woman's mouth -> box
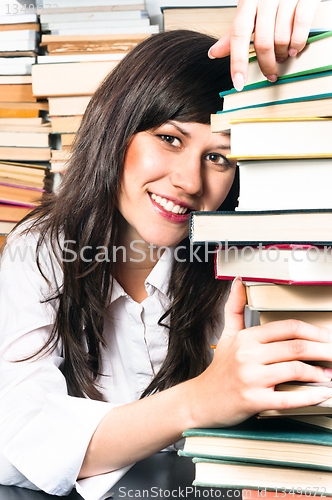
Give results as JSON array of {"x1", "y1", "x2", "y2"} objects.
[{"x1": 150, "y1": 193, "x2": 190, "y2": 215}]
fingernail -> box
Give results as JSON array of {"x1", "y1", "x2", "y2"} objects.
[
  {"x1": 208, "y1": 47, "x2": 216, "y2": 59},
  {"x1": 266, "y1": 74, "x2": 278, "y2": 83},
  {"x1": 323, "y1": 368, "x2": 332, "y2": 379},
  {"x1": 231, "y1": 276, "x2": 242, "y2": 290},
  {"x1": 276, "y1": 57, "x2": 285, "y2": 63},
  {"x1": 289, "y1": 48, "x2": 298, "y2": 57},
  {"x1": 233, "y1": 72, "x2": 245, "y2": 92}
]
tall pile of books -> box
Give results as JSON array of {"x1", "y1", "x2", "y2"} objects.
[
  {"x1": 0, "y1": 9, "x2": 52, "y2": 245},
  {"x1": 32, "y1": 0, "x2": 159, "y2": 182},
  {"x1": 183, "y1": 25, "x2": 332, "y2": 494}
]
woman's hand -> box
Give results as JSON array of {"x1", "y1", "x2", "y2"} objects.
[
  {"x1": 188, "y1": 277, "x2": 332, "y2": 428},
  {"x1": 208, "y1": 0, "x2": 322, "y2": 91}
]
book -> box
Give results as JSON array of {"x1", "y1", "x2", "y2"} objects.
[
  {"x1": 162, "y1": 6, "x2": 236, "y2": 38},
  {"x1": 246, "y1": 284, "x2": 332, "y2": 311},
  {"x1": 0, "y1": 220, "x2": 16, "y2": 234},
  {"x1": 50, "y1": 115, "x2": 83, "y2": 134},
  {"x1": 0, "y1": 117, "x2": 45, "y2": 125},
  {"x1": 0, "y1": 56, "x2": 36, "y2": 76},
  {"x1": 214, "y1": 245, "x2": 332, "y2": 284},
  {"x1": 0, "y1": 108, "x2": 43, "y2": 118},
  {"x1": 180, "y1": 417, "x2": 332, "y2": 470},
  {"x1": 0, "y1": 181, "x2": 43, "y2": 207},
  {"x1": 0, "y1": 161, "x2": 46, "y2": 185},
  {"x1": 37, "y1": 53, "x2": 125, "y2": 64},
  {"x1": 220, "y1": 70, "x2": 332, "y2": 112},
  {"x1": 0, "y1": 101, "x2": 48, "y2": 111},
  {"x1": 260, "y1": 310, "x2": 332, "y2": 330},
  {"x1": 287, "y1": 415, "x2": 332, "y2": 432},
  {"x1": 0, "y1": 30, "x2": 38, "y2": 41},
  {"x1": 236, "y1": 157, "x2": 332, "y2": 211},
  {"x1": 37, "y1": 4, "x2": 145, "y2": 15},
  {"x1": 0, "y1": 203, "x2": 32, "y2": 222},
  {"x1": 40, "y1": 9, "x2": 148, "y2": 25},
  {"x1": 40, "y1": 33, "x2": 146, "y2": 55},
  {"x1": 0, "y1": 83, "x2": 37, "y2": 103},
  {"x1": 47, "y1": 0, "x2": 147, "y2": 6},
  {"x1": 48, "y1": 96, "x2": 91, "y2": 116},
  {"x1": 0, "y1": 75, "x2": 32, "y2": 84},
  {"x1": 31, "y1": 60, "x2": 119, "y2": 96},
  {"x1": 0, "y1": 123, "x2": 51, "y2": 133},
  {"x1": 0, "y1": 130, "x2": 50, "y2": 148},
  {"x1": 228, "y1": 118, "x2": 332, "y2": 159},
  {"x1": 0, "y1": 23, "x2": 39, "y2": 32},
  {"x1": 192, "y1": 458, "x2": 332, "y2": 494},
  {"x1": 0, "y1": 14, "x2": 38, "y2": 25},
  {"x1": 190, "y1": 210, "x2": 332, "y2": 246},
  {"x1": 47, "y1": 24, "x2": 159, "y2": 37},
  {"x1": 0, "y1": 146, "x2": 51, "y2": 162},
  {"x1": 245, "y1": 31, "x2": 332, "y2": 86},
  {"x1": 0, "y1": 40, "x2": 37, "y2": 53},
  {"x1": 211, "y1": 94, "x2": 332, "y2": 132},
  {"x1": 60, "y1": 133, "x2": 75, "y2": 147}
]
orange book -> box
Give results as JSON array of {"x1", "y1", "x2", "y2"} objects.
[{"x1": 0, "y1": 83, "x2": 37, "y2": 103}]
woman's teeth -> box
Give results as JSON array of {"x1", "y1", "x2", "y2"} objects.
[{"x1": 150, "y1": 193, "x2": 188, "y2": 214}]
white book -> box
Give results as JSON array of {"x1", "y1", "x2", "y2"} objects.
[
  {"x1": 49, "y1": 25, "x2": 159, "y2": 36},
  {"x1": 0, "y1": 57, "x2": 36, "y2": 65},
  {"x1": 43, "y1": 18, "x2": 150, "y2": 30},
  {"x1": 0, "y1": 13, "x2": 38, "y2": 24},
  {"x1": 0, "y1": 30, "x2": 38, "y2": 41},
  {"x1": 0, "y1": 40, "x2": 37, "y2": 52},
  {"x1": 41, "y1": 0, "x2": 145, "y2": 6},
  {"x1": 48, "y1": 96, "x2": 91, "y2": 116},
  {"x1": 0, "y1": 56, "x2": 35, "y2": 76},
  {"x1": 0, "y1": 75, "x2": 32, "y2": 84},
  {"x1": 40, "y1": 9, "x2": 148, "y2": 23},
  {"x1": 38, "y1": 53, "x2": 125, "y2": 64}
]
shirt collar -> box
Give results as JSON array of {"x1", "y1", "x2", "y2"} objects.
[{"x1": 110, "y1": 247, "x2": 175, "y2": 303}]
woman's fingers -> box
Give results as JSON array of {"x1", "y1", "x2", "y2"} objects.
[
  {"x1": 287, "y1": 0, "x2": 323, "y2": 54},
  {"x1": 251, "y1": 318, "x2": 332, "y2": 345},
  {"x1": 208, "y1": 0, "x2": 322, "y2": 90},
  {"x1": 221, "y1": 277, "x2": 246, "y2": 338}
]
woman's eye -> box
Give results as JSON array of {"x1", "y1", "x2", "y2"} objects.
[
  {"x1": 159, "y1": 135, "x2": 181, "y2": 147},
  {"x1": 206, "y1": 153, "x2": 229, "y2": 167}
]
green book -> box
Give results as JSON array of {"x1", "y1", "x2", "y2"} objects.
[
  {"x1": 218, "y1": 70, "x2": 332, "y2": 113},
  {"x1": 179, "y1": 417, "x2": 332, "y2": 471},
  {"x1": 245, "y1": 31, "x2": 332, "y2": 86},
  {"x1": 192, "y1": 457, "x2": 332, "y2": 495}
]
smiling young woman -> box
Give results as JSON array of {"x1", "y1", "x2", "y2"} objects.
[{"x1": 1, "y1": 25, "x2": 331, "y2": 499}]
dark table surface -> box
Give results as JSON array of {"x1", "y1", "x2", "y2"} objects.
[{"x1": 0, "y1": 453, "x2": 242, "y2": 500}]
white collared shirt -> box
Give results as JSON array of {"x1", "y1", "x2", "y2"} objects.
[{"x1": 0, "y1": 230, "x2": 178, "y2": 498}]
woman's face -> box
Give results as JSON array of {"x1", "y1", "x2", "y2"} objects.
[{"x1": 118, "y1": 120, "x2": 236, "y2": 249}]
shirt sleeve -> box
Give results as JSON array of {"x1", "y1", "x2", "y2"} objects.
[{"x1": 0, "y1": 231, "x2": 119, "y2": 496}]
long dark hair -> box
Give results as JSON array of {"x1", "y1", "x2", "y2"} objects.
[{"x1": 15, "y1": 30, "x2": 237, "y2": 400}]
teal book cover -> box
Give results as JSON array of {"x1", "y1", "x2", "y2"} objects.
[
  {"x1": 191, "y1": 457, "x2": 332, "y2": 494},
  {"x1": 179, "y1": 417, "x2": 332, "y2": 471}
]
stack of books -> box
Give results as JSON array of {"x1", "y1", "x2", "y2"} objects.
[
  {"x1": 0, "y1": 11, "x2": 51, "y2": 162},
  {"x1": 32, "y1": 0, "x2": 158, "y2": 179},
  {"x1": 184, "y1": 21, "x2": 332, "y2": 495},
  {"x1": 162, "y1": 5, "x2": 237, "y2": 38},
  {"x1": 0, "y1": 9, "x2": 54, "y2": 244},
  {"x1": 179, "y1": 417, "x2": 332, "y2": 494}
]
